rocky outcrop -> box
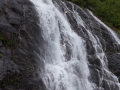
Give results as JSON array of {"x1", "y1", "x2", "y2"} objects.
[
  {"x1": 106, "y1": 53, "x2": 120, "y2": 81},
  {"x1": 0, "y1": 0, "x2": 46, "y2": 90}
]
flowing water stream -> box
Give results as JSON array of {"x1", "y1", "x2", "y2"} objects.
[{"x1": 29, "y1": 0, "x2": 120, "y2": 90}]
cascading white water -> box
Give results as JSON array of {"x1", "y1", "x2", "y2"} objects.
[
  {"x1": 30, "y1": 0, "x2": 120, "y2": 90},
  {"x1": 88, "y1": 10, "x2": 120, "y2": 45},
  {"x1": 30, "y1": 0, "x2": 93, "y2": 90},
  {"x1": 87, "y1": 9, "x2": 120, "y2": 89},
  {"x1": 66, "y1": 3, "x2": 120, "y2": 89}
]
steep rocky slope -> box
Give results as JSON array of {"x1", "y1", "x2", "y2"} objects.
[
  {"x1": 0, "y1": 0, "x2": 45, "y2": 90},
  {"x1": 0, "y1": 0, "x2": 120, "y2": 90}
]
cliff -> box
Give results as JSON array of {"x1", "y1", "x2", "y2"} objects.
[
  {"x1": 0, "y1": 0, "x2": 120, "y2": 90},
  {"x1": 0, "y1": 0, "x2": 45, "y2": 90}
]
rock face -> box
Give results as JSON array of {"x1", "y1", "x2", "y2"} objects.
[
  {"x1": 0, "y1": 0, "x2": 46, "y2": 90},
  {"x1": 0, "y1": 0, "x2": 120, "y2": 90}
]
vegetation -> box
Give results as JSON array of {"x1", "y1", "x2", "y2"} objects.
[
  {"x1": 1, "y1": 76, "x2": 20, "y2": 87},
  {"x1": 0, "y1": 34, "x2": 17, "y2": 47},
  {"x1": 0, "y1": 53, "x2": 2, "y2": 58},
  {"x1": 68, "y1": 0, "x2": 120, "y2": 32}
]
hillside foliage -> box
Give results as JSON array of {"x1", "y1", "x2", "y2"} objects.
[{"x1": 68, "y1": 0, "x2": 120, "y2": 31}]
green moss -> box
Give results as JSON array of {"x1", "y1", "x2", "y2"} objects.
[
  {"x1": 0, "y1": 53, "x2": 2, "y2": 58},
  {"x1": 0, "y1": 35, "x2": 6, "y2": 41},
  {"x1": 0, "y1": 34, "x2": 17, "y2": 48},
  {"x1": 1, "y1": 76, "x2": 20, "y2": 87}
]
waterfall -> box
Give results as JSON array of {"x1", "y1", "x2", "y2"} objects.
[
  {"x1": 29, "y1": 0, "x2": 120, "y2": 90},
  {"x1": 88, "y1": 10, "x2": 120, "y2": 45}
]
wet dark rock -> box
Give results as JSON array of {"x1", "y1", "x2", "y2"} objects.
[
  {"x1": 7, "y1": 9, "x2": 22, "y2": 26},
  {"x1": 106, "y1": 53, "x2": 120, "y2": 81},
  {"x1": 0, "y1": 47, "x2": 6, "y2": 54},
  {"x1": 0, "y1": 0, "x2": 46, "y2": 90},
  {"x1": 88, "y1": 55, "x2": 102, "y2": 67},
  {"x1": 103, "y1": 79, "x2": 120, "y2": 90},
  {"x1": 0, "y1": 41, "x2": 2, "y2": 47},
  {"x1": 89, "y1": 65, "x2": 101, "y2": 87},
  {"x1": 0, "y1": 15, "x2": 17, "y2": 34}
]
